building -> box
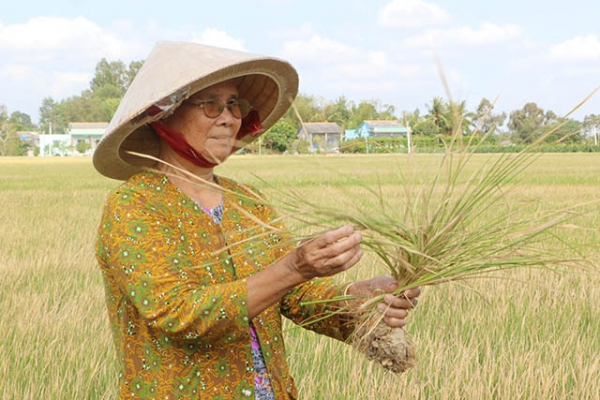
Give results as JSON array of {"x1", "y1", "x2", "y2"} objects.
[
  {"x1": 39, "y1": 122, "x2": 108, "y2": 157},
  {"x1": 297, "y1": 122, "x2": 343, "y2": 152},
  {"x1": 345, "y1": 120, "x2": 410, "y2": 139}
]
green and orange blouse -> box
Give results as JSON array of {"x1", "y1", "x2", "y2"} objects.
[{"x1": 96, "y1": 171, "x2": 352, "y2": 399}]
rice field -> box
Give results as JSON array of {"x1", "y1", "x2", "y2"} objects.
[{"x1": 1, "y1": 153, "x2": 599, "y2": 399}]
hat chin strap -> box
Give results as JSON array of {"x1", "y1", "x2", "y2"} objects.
[{"x1": 150, "y1": 121, "x2": 219, "y2": 168}]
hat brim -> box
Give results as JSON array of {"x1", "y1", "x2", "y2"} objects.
[{"x1": 93, "y1": 42, "x2": 299, "y2": 180}]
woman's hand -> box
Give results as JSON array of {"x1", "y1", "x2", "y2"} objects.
[
  {"x1": 286, "y1": 226, "x2": 363, "y2": 280},
  {"x1": 248, "y1": 226, "x2": 362, "y2": 320},
  {"x1": 348, "y1": 277, "x2": 421, "y2": 328}
]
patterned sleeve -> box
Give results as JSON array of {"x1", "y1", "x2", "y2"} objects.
[
  {"x1": 280, "y1": 277, "x2": 353, "y2": 342},
  {"x1": 96, "y1": 185, "x2": 250, "y2": 343},
  {"x1": 246, "y1": 192, "x2": 353, "y2": 342}
]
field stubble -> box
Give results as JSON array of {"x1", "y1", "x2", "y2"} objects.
[{"x1": 1, "y1": 154, "x2": 599, "y2": 399}]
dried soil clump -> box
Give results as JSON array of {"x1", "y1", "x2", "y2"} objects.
[{"x1": 352, "y1": 313, "x2": 415, "y2": 373}]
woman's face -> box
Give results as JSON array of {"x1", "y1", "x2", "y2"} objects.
[{"x1": 163, "y1": 79, "x2": 242, "y2": 165}]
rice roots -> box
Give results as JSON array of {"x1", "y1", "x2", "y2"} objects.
[{"x1": 352, "y1": 314, "x2": 415, "y2": 374}]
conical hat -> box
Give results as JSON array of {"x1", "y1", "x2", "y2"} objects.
[{"x1": 93, "y1": 41, "x2": 299, "y2": 180}]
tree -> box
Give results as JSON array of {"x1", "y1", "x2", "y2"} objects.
[
  {"x1": 39, "y1": 97, "x2": 68, "y2": 134},
  {"x1": 426, "y1": 97, "x2": 451, "y2": 135},
  {"x1": 282, "y1": 94, "x2": 325, "y2": 130},
  {"x1": 261, "y1": 121, "x2": 297, "y2": 153},
  {"x1": 412, "y1": 118, "x2": 438, "y2": 137},
  {"x1": 76, "y1": 140, "x2": 90, "y2": 154},
  {"x1": 40, "y1": 58, "x2": 144, "y2": 129},
  {"x1": 324, "y1": 96, "x2": 351, "y2": 129},
  {"x1": 91, "y1": 58, "x2": 127, "y2": 96},
  {"x1": 472, "y1": 98, "x2": 506, "y2": 135},
  {"x1": 400, "y1": 109, "x2": 420, "y2": 129},
  {"x1": 125, "y1": 60, "x2": 143, "y2": 89},
  {"x1": 349, "y1": 101, "x2": 378, "y2": 128},
  {"x1": 508, "y1": 102, "x2": 557, "y2": 144},
  {"x1": 8, "y1": 111, "x2": 36, "y2": 131},
  {"x1": 447, "y1": 100, "x2": 474, "y2": 136},
  {"x1": 547, "y1": 119, "x2": 583, "y2": 144},
  {"x1": 346, "y1": 100, "x2": 396, "y2": 128},
  {"x1": 583, "y1": 114, "x2": 600, "y2": 145},
  {"x1": 0, "y1": 106, "x2": 27, "y2": 156},
  {"x1": 0, "y1": 106, "x2": 10, "y2": 154},
  {"x1": 82, "y1": 58, "x2": 143, "y2": 121},
  {"x1": 59, "y1": 91, "x2": 96, "y2": 122}
]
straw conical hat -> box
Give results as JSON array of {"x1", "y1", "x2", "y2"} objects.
[{"x1": 93, "y1": 41, "x2": 299, "y2": 180}]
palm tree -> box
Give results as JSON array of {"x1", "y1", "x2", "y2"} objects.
[
  {"x1": 448, "y1": 100, "x2": 475, "y2": 136},
  {"x1": 427, "y1": 97, "x2": 451, "y2": 135}
]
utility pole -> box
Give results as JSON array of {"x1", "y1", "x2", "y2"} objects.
[{"x1": 403, "y1": 116, "x2": 411, "y2": 154}]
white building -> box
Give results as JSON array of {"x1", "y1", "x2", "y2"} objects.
[{"x1": 39, "y1": 122, "x2": 108, "y2": 157}]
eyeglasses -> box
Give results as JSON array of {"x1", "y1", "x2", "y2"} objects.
[{"x1": 183, "y1": 98, "x2": 252, "y2": 119}]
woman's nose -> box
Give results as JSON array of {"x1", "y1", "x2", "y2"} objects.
[{"x1": 217, "y1": 105, "x2": 237, "y2": 125}]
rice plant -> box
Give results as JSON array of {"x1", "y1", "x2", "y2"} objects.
[{"x1": 260, "y1": 93, "x2": 599, "y2": 373}]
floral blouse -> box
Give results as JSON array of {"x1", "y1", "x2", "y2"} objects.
[
  {"x1": 196, "y1": 200, "x2": 274, "y2": 399},
  {"x1": 96, "y1": 171, "x2": 352, "y2": 399}
]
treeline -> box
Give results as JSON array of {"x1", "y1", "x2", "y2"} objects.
[
  {"x1": 1, "y1": 58, "x2": 599, "y2": 156},
  {"x1": 265, "y1": 95, "x2": 600, "y2": 154},
  {"x1": 339, "y1": 136, "x2": 600, "y2": 155},
  {"x1": 37, "y1": 59, "x2": 143, "y2": 135},
  {"x1": 0, "y1": 58, "x2": 143, "y2": 155}
]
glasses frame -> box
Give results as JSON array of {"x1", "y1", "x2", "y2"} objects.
[{"x1": 183, "y1": 98, "x2": 252, "y2": 119}]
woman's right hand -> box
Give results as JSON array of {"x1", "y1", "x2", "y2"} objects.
[{"x1": 285, "y1": 226, "x2": 363, "y2": 280}]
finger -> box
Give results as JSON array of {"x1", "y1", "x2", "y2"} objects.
[
  {"x1": 383, "y1": 316, "x2": 407, "y2": 328},
  {"x1": 403, "y1": 287, "x2": 421, "y2": 300},
  {"x1": 383, "y1": 294, "x2": 417, "y2": 309},
  {"x1": 366, "y1": 276, "x2": 397, "y2": 293},
  {"x1": 386, "y1": 281, "x2": 399, "y2": 292},
  {"x1": 312, "y1": 226, "x2": 357, "y2": 249},
  {"x1": 322, "y1": 248, "x2": 363, "y2": 274},
  {"x1": 342, "y1": 249, "x2": 363, "y2": 270},
  {"x1": 323, "y1": 232, "x2": 362, "y2": 257},
  {"x1": 377, "y1": 303, "x2": 409, "y2": 319}
]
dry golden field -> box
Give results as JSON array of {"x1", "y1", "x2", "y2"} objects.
[{"x1": 1, "y1": 153, "x2": 599, "y2": 399}]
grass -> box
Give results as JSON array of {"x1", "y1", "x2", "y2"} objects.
[{"x1": 1, "y1": 154, "x2": 599, "y2": 399}]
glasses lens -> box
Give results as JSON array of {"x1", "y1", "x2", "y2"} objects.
[
  {"x1": 203, "y1": 101, "x2": 223, "y2": 118},
  {"x1": 226, "y1": 100, "x2": 242, "y2": 119},
  {"x1": 237, "y1": 99, "x2": 252, "y2": 118},
  {"x1": 224, "y1": 99, "x2": 252, "y2": 119}
]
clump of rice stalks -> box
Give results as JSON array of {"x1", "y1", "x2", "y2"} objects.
[{"x1": 268, "y1": 92, "x2": 597, "y2": 373}]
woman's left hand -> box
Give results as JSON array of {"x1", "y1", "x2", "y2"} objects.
[{"x1": 347, "y1": 276, "x2": 421, "y2": 328}]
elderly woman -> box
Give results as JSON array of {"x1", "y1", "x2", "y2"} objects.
[{"x1": 94, "y1": 41, "x2": 419, "y2": 400}]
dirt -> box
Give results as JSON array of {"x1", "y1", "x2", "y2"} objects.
[{"x1": 352, "y1": 314, "x2": 415, "y2": 374}]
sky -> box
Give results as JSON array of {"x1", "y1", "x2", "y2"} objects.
[{"x1": 1, "y1": 0, "x2": 599, "y2": 125}]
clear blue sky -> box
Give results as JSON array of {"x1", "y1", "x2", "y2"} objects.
[{"x1": 1, "y1": 0, "x2": 599, "y2": 123}]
